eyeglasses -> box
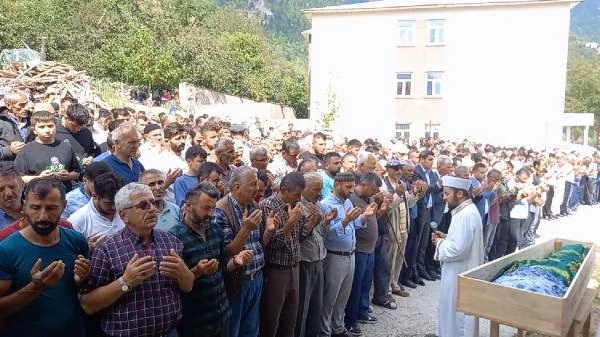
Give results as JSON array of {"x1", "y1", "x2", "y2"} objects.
[{"x1": 123, "y1": 199, "x2": 161, "y2": 211}]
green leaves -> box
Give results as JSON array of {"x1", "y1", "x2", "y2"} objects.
[
  {"x1": 0, "y1": 0, "x2": 309, "y2": 117},
  {"x1": 565, "y1": 59, "x2": 600, "y2": 115}
]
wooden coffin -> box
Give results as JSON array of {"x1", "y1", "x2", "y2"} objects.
[{"x1": 457, "y1": 238, "x2": 596, "y2": 337}]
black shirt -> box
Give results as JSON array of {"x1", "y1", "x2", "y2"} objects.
[
  {"x1": 14, "y1": 140, "x2": 81, "y2": 191},
  {"x1": 55, "y1": 124, "x2": 99, "y2": 159},
  {"x1": 300, "y1": 151, "x2": 324, "y2": 170}
]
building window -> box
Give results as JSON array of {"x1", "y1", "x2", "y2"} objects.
[
  {"x1": 426, "y1": 72, "x2": 443, "y2": 96},
  {"x1": 398, "y1": 20, "x2": 415, "y2": 46},
  {"x1": 428, "y1": 19, "x2": 445, "y2": 45},
  {"x1": 396, "y1": 73, "x2": 412, "y2": 96},
  {"x1": 395, "y1": 123, "x2": 410, "y2": 142}
]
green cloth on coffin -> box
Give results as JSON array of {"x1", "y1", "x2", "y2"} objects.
[{"x1": 493, "y1": 244, "x2": 589, "y2": 287}]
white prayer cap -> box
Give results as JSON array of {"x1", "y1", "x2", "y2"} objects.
[{"x1": 442, "y1": 176, "x2": 471, "y2": 191}]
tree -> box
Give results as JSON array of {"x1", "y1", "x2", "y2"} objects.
[{"x1": 565, "y1": 59, "x2": 600, "y2": 145}]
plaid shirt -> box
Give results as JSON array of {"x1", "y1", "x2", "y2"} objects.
[
  {"x1": 84, "y1": 227, "x2": 184, "y2": 337},
  {"x1": 168, "y1": 220, "x2": 230, "y2": 336},
  {"x1": 259, "y1": 194, "x2": 310, "y2": 267},
  {"x1": 214, "y1": 195, "x2": 265, "y2": 275}
]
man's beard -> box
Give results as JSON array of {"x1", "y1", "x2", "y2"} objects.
[
  {"x1": 190, "y1": 209, "x2": 212, "y2": 230},
  {"x1": 27, "y1": 216, "x2": 58, "y2": 236}
]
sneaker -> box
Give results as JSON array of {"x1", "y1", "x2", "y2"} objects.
[
  {"x1": 348, "y1": 325, "x2": 362, "y2": 336},
  {"x1": 358, "y1": 314, "x2": 377, "y2": 324}
]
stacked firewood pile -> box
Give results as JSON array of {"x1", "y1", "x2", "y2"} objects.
[{"x1": 0, "y1": 61, "x2": 100, "y2": 104}]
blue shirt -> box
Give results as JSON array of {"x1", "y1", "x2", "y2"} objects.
[
  {"x1": 93, "y1": 150, "x2": 111, "y2": 162},
  {"x1": 0, "y1": 227, "x2": 89, "y2": 337},
  {"x1": 102, "y1": 154, "x2": 145, "y2": 184},
  {"x1": 321, "y1": 171, "x2": 334, "y2": 199},
  {"x1": 319, "y1": 193, "x2": 366, "y2": 252},
  {"x1": 0, "y1": 209, "x2": 17, "y2": 230},
  {"x1": 155, "y1": 200, "x2": 181, "y2": 232},
  {"x1": 62, "y1": 185, "x2": 90, "y2": 219},
  {"x1": 174, "y1": 174, "x2": 198, "y2": 208}
]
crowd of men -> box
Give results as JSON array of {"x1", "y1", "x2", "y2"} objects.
[{"x1": 0, "y1": 88, "x2": 597, "y2": 337}]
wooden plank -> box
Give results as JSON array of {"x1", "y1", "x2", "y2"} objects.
[
  {"x1": 561, "y1": 243, "x2": 596, "y2": 336},
  {"x1": 490, "y1": 321, "x2": 500, "y2": 337}
]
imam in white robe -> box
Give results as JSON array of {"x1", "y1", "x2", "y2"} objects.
[{"x1": 435, "y1": 199, "x2": 485, "y2": 337}]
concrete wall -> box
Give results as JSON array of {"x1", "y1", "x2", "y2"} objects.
[{"x1": 308, "y1": 1, "x2": 573, "y2": 146}]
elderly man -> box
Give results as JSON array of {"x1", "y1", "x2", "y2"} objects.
[
  {"x1": 0, "y1": 162, "x2": 25, "y2": 229},
  {"x1": 249, "y1": 146, "x2": 270, "y2": 171},
  {"x1": 169, "y1": 183, "x2": 254, "y2": 337},
  {"x1": 0, "y1": 178, "x2": 90, "y2": 337},
  {"x1": 139, "y1": 169, "x2": 181, "y2": 231},
  {"x1": 213, "y1": 166, "x2": 274, "y2": 337},
  {"x1": 373, "y1": 159, "x2": 418, "y2": 309},
  {"x1": 354, "y1": 152, "x2": 378, "y2": 184},
  {"x1": 215, "y1": 137, "x2": 237, "y2": 187},
  {"x1": 319, "y1": 173, "x2": 376, "y2": 337},
  {"x1": 0, "y1": 90, "x2": 29, "y2": 161},
  {"x1": 296, "y1": 172, "x2": 336, "y2": 337},
  {"x1": 341, "y1": 154, "x2": 357, "y2": 174},
  {"x1": 103, "y1": 123, "x2": 145, "y2": 184},
  {"x1": 431, "y1": 176, "x2": 484, "y2": 337},
  {"x1": 81, "y1": 183, "x2": 194, "y2": 337}
]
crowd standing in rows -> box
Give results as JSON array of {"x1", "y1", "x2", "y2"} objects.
[{"x1": 0, "y1": 89, "x2": 597, "y2": 337}]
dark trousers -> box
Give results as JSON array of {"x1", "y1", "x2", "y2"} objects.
[
  {"x1": 581, "y1": 175, "x2": 595, "y2": 205},
  {"x1": 372, "y1": 234, "x2": 392, "y2": 303},
  {"x1": 344, "y1": 252, "x2": 374, "y2": 328},
  {"x1": 507, "y1": 218, "x2": 527, "y2": 254},
  {"x1": 261, "y1": 266, "x2": 300, "y2": 337},
  {"x1": 489, "y1": 218, "x2": 510, "y2": 260},
  {"x1": 543, "y1": 185, "x2": 555, "y2": 216},
  {"x1": 416, "y1": 208, "x2": 433, "y2": 275},
  {"x1": 296, "y1": 260, "x2": 324, "y2": 337},
  {"x1": 401, "y1": 217, "x2": 421, "y2": 281},
  {"x1": 560, "y1": 181, "x2": 573, "y2": 214}
]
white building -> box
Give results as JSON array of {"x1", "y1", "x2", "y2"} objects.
[{"x1": 304, "y1": 0, "x2": 579, "y2": 147}]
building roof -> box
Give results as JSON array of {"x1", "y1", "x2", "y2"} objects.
[{"x1": 303, "y1": 0, "x2": 579, "y2": 15}]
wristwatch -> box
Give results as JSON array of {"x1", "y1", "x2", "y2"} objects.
[{"x1": 117, "y1": 276, "x2": 132, "y2": 293}]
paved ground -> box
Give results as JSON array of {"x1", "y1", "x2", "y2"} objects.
[{"x1": 363, "y1": 204, "x2": 600, "y2": 337}]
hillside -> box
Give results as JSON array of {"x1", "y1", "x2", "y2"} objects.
[{"x1": 571, "y1": 0, "x2": 600, "y2": 42}]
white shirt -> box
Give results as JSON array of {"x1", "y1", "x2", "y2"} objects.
[
  {"x1": 139, "y1": 150, "x2": 188, "y2": 204},
  {"x1": 68, "y1": 200, "x2": 125, "y2": 239}
]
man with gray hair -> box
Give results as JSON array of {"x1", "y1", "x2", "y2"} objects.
[
  {"x1": 213, "y1": 166, "x2": 276, "y2": 337},
  {"x1": 214, "y1": 137, "x2": 236, "y2": 186},
  {"x1": 250, "y1": 146, "x2": 270, "y2": 171},
  {"x1": 82, "y1": 183, "x2": 194, "y2": 337},
  {"x1": 354, "y1": 152, "x2": 378, "y2": 184},
  {"x1": 296, "y1": 172, "x2": 336, "y2": 337},
  {"x1": 0, "y1": 90, "x2": 29, "y2": 161},
  {"x1": 102, "y1": 123, "x2": 145, "y2": 184}
]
